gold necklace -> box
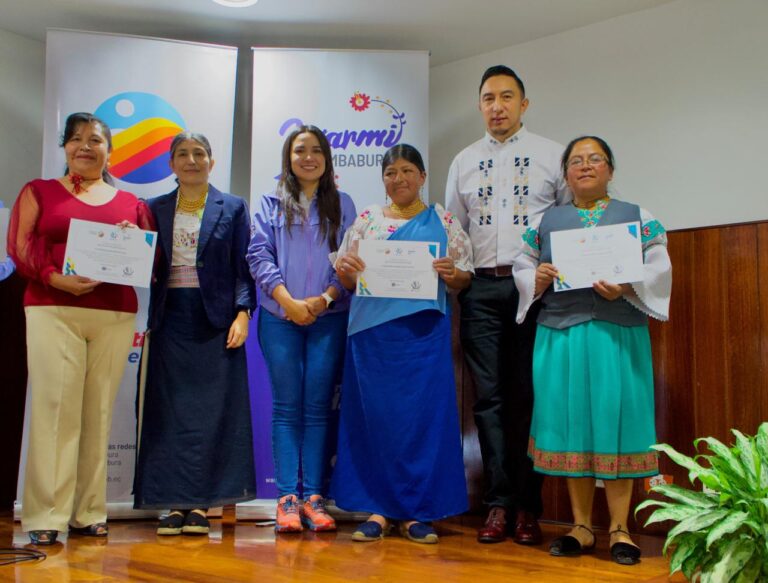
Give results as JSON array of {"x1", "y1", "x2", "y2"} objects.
[
  {"x1": 573, "y1": 195, "x2": 610, "y2": 210},
  {"x1": 177, "y1": 190, "x2": 208, "y2": 213},
  {"x1": 389, "y1": 199, "x2": 426, "y2": 219}
]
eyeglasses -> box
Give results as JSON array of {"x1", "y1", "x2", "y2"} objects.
[{"x1": 566, "y1": 154, "x2": 609, "y2": 169}]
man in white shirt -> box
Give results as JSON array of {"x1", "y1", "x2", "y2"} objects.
[{"x1": 446, "y1": 65, "x2": 570, "y2": 545}]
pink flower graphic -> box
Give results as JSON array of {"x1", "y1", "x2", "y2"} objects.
[{"x1": 349, "y1": 92, "x2": 371, "y2": 112}]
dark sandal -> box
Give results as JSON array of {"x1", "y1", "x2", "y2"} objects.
[
  {"x1": 182, "y1": 509, "x2": 210, "y2": 535},
  {"x1": 549, "y1": 524, "x2": 595, "y2": 556},
  {"x1": 69, "y1": 523, "x2": 108, "y2": 537},
  {"x1": 28, "y1": 530, "x2": 58, "y2": 545},
  {"x1": 609, "y1": 527, "x2": 641, "y2": 565},
  {"x1": 351, "y1": 520, "x2": 390, "y2": 542},
  {"x1": 157, "y1": 511, "x2": 185, "y2": 536}
]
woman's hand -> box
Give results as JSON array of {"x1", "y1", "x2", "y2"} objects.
[
  {"x1": 593, "y1": 280, "x2": 630, "y2": 301},
  {"x1": 284, "y1": 299, "x2": 316, "y2": 326},
  {"x1": 305, "y1": 296, "x2": 327, "y2": 317},
  {"x1": 433, "y1": 257, "x2": 471, "y2": 290},
  {"x1": 226, "y1": 311, "x2": 250, "y2": 349},
  {"x1": 336, "y1": 252, "x2": 366, "y2": 290},
  {"x1": 116, "y1": 220, "x2": 138, "y2": 229},
  {"x1": 534, "y1": 263, "x2": 558, "y2": 296},
  {"x1": 49, "y1": 272, "x2": 101, "y2": 296}
]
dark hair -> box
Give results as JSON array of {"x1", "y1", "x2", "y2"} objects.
[
  {"x1": 381, "y1": 144, "x2": 426, "y2": 176},
  {"x1": 479, "y1": 65, "x2": 525, "y2": 97},
  {"x1": 60, "y1": 112, "x2": 114, "y2": 184},
  {"x1": 561, "y1": 135, "x2": 616, "y2": 176},
  {"x1": 170, "y1": 132, "x2": 213, "y2": 159},
  {"x1": 278, "y1": 125, "x2": 341, "y2": 252}
]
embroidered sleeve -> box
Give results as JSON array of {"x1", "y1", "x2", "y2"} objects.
[
  {"x1": 521, "y1": 226, "x2": 541, "y2": 258},
  {"x1": 513, "y1": 222, "x2": 543, "y2": 323},
  {"x1": 331, "y1": 205, "x2": 377, "y2": 268},
  {"x1": 624, "y1": 208, "x2": 672, "y2": 321},
  {"x1": 438, "y1": 204, "x2": 474, "y2": 273}
]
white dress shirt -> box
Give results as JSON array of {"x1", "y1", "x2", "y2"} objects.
[{"x1": 446, "y1": 126, "x2": 570, "y2": 268}]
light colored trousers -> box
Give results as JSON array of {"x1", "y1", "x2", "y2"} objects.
[{"x1": 22, "y1": 305, "x2": 135, "y2": 533}]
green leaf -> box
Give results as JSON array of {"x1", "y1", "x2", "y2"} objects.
[
  {"x1": 732, "y1": 554, "x2": 762, "y2": 583},
  {"x1": 696, "y1": 437, "x2": 746, "y2": 480},
  {"x1": 705, "y1": 511, "x2": 749, "y2": 549},
  {"x1": 682, "y1": 546, "x2": 706, "y2": 580},
  {"x1": 653, "y1": 443, "x2": 704, "y2": 474},
  {"x1": 706, "y1": 537, "x2": 755, "y2": 583},
  {"x1": 651, "y1": 483, "x2": 718, "y2": 507},
  {"x1": 646, "y1": 504, "x2": 703, "y2": 527},
  {"x1": 669, "y1": 534, "x2": 704, "y2": 574},
  {"x1": 732, "y1": 429, "x2": 759, "y2": 489},
  {"x1": 667, "y1": 509, "x2": 730, "y2": 540}
]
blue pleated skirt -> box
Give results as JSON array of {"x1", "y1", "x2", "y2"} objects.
[
  {"x1": 529, "y1": 320, "x2": 658, "y2": 479},
  {"x1": 330, "y1": 310, "x2": 468, "y2": 521}
]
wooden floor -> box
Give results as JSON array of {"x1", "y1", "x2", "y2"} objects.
[{"x1": 0, "y1": 512, "x2": 683, "y2": 582}]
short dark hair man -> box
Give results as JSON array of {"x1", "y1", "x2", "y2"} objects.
[{"x1": 446, "y1": 65, "x2": 570, "y2": 545}]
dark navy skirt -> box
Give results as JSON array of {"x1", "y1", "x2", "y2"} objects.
[{"x1": 133, "y1": 288, "x2": 256, "y2": 509}]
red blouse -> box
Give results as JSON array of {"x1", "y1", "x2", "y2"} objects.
[{"x1": 8, "y1": 179, "x2": 155, "y2": 313}]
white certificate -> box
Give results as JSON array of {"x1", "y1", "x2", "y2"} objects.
[
  {"x1": 550, "y1": 221, "x2": 643, "y2": 292},
  {"x1": 357, "y1": 239, "x2": 439, "y2": 300},
  {"x1": 0, "y1": 208, "x2": 9, "y2": 261},
  {"x1": 63, "y1": 219, "x2": 157, "y2": 288}
]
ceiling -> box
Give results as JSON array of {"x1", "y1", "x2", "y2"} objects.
[{"x1": 1, "y1": 0, "x2": 676, "y2": 66}]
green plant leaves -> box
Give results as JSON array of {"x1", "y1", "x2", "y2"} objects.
[{"x1": 650, "y1": 424, "x2": 768, "y2": 583}]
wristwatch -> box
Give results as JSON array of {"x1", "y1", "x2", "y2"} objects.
[{"x1": 321, "y1": 292, "x2": 336, "y2": 310}]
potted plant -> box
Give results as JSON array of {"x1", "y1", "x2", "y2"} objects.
[{"x1": 636, "y1": 422, "x2": 768, "y2": 582}]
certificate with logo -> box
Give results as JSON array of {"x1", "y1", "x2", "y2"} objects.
[
  {"x1": 63, "y1": 219, "x2": 157, "y2": 288},
  {"x1": 550, "y1": 221, "x2": 643, "y2": 292},
  {"x1": 357, "y1": 239, "x2": 439, "y2": 300},
  {"x1": 0, "y1": 208, "x2": 9, "y2": 261}
]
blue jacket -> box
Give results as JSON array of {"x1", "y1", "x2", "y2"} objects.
[{"x1": 148, "y1": 184, "x2": 255, "y2": 330}]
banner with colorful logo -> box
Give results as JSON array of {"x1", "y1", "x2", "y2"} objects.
[
  {"x1": 16, "y1": 29, "x2": 238, "y2": 517},
  {"x1": 245, "y1": 49, "x2": 429, "y2": 508}
]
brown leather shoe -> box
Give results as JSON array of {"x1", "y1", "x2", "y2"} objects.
[
  {"x1": 513, "y1": 510, "x2": 542, "y2": 545},
  {"x1": 477, "y1": 506, "x2": 507, "y2": 543}
]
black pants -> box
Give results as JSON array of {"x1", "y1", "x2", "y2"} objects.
[{"x1": 458, "y1": 275, "x2": 543, "y2": 515}]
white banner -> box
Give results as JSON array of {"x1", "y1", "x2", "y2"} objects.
[
  {"x1": 16, "y1": 29, "x2": 238, "y2": 518},
  {"x1": 250, "y1": 48, "x2": 430, "y2": 212},
  {"x1": 244, "y1": 48, "x2": 429, "y2": 512}
]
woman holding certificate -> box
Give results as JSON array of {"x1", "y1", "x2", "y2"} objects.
[
  {"x1": 330, "y1": 144, "x2": 472, "y2": 544},
  {"x1": 247, "y1": 125, "x2": 356, "y2": 534},
  {"x1": 133, "y1": 132, "x2": 256, "y2": 536},
  {"x1": 513, "y1": 136, "x2": 671, "y2": 565},
  {"x1": 7, "y1": 112, "x2": 154, "y2": 545}
]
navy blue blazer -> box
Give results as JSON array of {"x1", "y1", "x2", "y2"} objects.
[{"x1": 147, "y1": 184, "x2": 255, "y2": 330}]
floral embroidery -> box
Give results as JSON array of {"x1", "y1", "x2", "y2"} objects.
[
  {"x1": 387, "y1": 224, "x2": 398, "y2": 234},
  {"x1": 443, "y1": 211, "x2": 454, "y2": 224},
  {"x1": 528, "y1": 437, "x2": 658, "y2": 478},
  {"x1": 522, "y1": 227, "x2": 540, "y2": 251},
  {"x1": 641, "y1": 219, "x2": 666, "y2": 243},
  {"x1": 576, "y1": 198, "x2": 610, "y2": 227}
]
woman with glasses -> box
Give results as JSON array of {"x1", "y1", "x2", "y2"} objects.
[{"x1": 513, "y1": 136, "x2": 671, "y2": 565}]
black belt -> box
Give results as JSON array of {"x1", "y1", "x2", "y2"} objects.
[{"x1": 475, "y1": 265, "x2": 513, "y2": 278}]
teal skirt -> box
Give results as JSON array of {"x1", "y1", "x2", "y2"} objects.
[{"x1": 529, "y1": 320, "x2": 658, "y2": 479}]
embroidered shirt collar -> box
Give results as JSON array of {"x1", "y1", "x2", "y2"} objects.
[{"x1": 485, "y1": 125, "x2": 528, "y2": 146}]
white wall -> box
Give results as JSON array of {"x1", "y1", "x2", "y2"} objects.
[
  {"x1": 0, "y1": 28, "x2": 45, "y2": 209},
  {"x1": 430, "y1": 0, "x2": 768, "y2": 230}
]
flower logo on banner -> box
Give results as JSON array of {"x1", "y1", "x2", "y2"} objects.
[
  {"x1": 94, "y1": 92, "x2": 186, "y2": 184},
  {"x1": 349, "y1": 92, "x2": 371, "y2": 112}
]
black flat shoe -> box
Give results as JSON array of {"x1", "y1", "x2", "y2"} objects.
[
  {"x1": 609, "y1": 527, "x2": 641, "y2": 565},
  {"x1": 549, "y1": 524, "x2": 595, "y2": 557},
  {"x1": 69, "y1": 523, "x2": 108, "y2": 537},
  {"x1": 28, "y1": 530, "x2": 58, "y2": 545}
]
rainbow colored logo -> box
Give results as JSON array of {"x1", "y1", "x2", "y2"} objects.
[{"x1": 94, "y1": 92, "x2": 186, "y2": 184}]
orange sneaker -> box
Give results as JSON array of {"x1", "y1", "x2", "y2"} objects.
[
  {"x1": 275, "y1": 495, "x2": 303, "y2": 533},
  {"x1": 301, "y1": 495, "x2": 337, "y2": 532}
]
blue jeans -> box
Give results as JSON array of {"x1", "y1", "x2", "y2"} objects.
[{"x1": 258, "y1": 309, "x2": 348, "y2": 497}]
